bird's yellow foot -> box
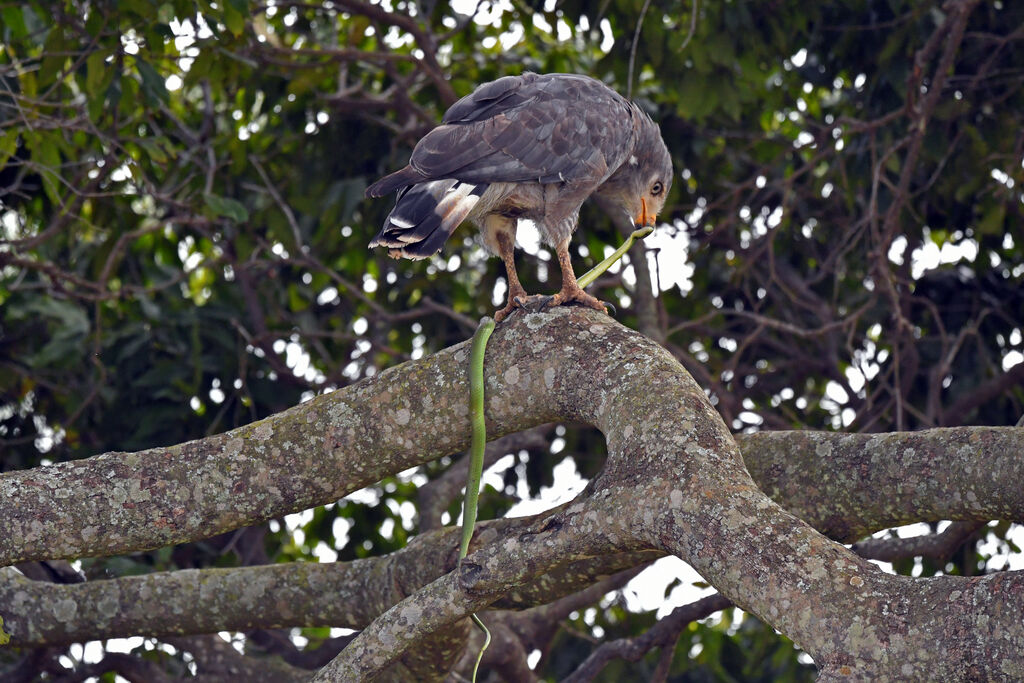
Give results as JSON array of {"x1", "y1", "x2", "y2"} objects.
[
  {"x1": 495, "y1": 293, "x2": 548, "y2": 322},
  {"x1": 543, "y1": 285, "x2": 608, "y2": 315}
]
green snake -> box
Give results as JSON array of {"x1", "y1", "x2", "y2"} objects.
[
  {"x1": 459, "y1": 226, "x2": 653, "y2": 679},
  {"x1": 460, "y1": 315, "x2": 495, "y2": 681}
]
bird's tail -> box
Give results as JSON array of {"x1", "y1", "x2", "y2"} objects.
[{"x1": 368, "y1": 180, "x2": 487, "y2": 259}]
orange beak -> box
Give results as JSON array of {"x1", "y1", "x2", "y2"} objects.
[{"x1": 634, "y1": 198, "x2": 656, "y2": 227}]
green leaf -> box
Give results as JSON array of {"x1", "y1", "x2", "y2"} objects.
[
  {"x1": 135, "y1": 58, "x2": 169, "y2": 105},
  {"x1": 137, "y1": 138, "x2": 169, "y2": 164},
  {"x1": 0, "y1": 614, "x2": 9, "y2": 645},
  {"x1": 204, "y1": 193, "x2": 250, "y2": 222},
  {"x1": 104, "y1": 72, "x2": 123, "y2": 115},
  {"x1": 158, "y1": 3, "x2": 176, "y2": 23},
  {"x1": 118, "y1": 0, "x2": 154, "y2": 16},
  {"x1": 288, "y1": 284, "x2": 310, "y2": 312},
  {"x1": 138, "y1": 294, "x2": 163, "y2": 321},
  {"x1": 188, "y1": 267, "x2": 215, "y2": 304},
  {"x1": 25, "y1": 132, "x2": 63, "y2": 205},
  {"x1": 39, "y1": 29, "x2": 70, "y2": 87},
  {"x1": 13, "y1": 298, "x2": 91, "y2": 369},
  {"x1": 0, "y1": 132, "x2": 17, "y2": 170},
  {"x1": 2, "y1": 6, "x2": 27, "y2": 39},
  {"x1": 86, "y1": 49, "x2": 109, "y2": 94},
  {"x1": 977, "y1": 203, "x2": 1006, "y2": 236},
  {"x1": 224, "y1": 1, "x2": 246, "y2": 36}
]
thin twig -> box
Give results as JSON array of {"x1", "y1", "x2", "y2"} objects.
[{"x1": 626, "y1": 0, "x2": 652, "y2": 100}]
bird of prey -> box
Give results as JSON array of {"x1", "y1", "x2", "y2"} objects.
[{"x1": 366, "y1": 72, "x2": 673, "y2": 321}]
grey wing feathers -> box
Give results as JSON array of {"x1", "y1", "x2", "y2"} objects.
[
  {"x1": 365, "y1": 165, "x2": 423, "y2": 198},
  {"x1": 368, "y1": 180, "x2": 486, "y2": 259},
  {"x1": 441, "y1": 74, "x2": 533, "y2": 124},
  {"x1": 409, "y1": 73, "x2": 634, "y2": 185}
]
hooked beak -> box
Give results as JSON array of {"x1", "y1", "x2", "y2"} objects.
[{"x1": 634, "y1": 197, "x2": 656, "y2": 227}]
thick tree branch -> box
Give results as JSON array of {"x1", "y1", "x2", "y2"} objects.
[
  {"x1": 3, "y1": 311, "x2": 1020, "y2": 568},
  {"x1": 304, "y1": 309, "x2": 1024, "y2": 680},
  {"x1": 851, "y1": 521, "x2": 986, "y2": 563},
  {"x1": 0, "y1": 519, "x2": 657, "y2": 647},
  {"x1": 738, "y1": 427, "x2": 1024, "y2": 542},
  {"x1": 2, "y1": 308, "x2": 1022, "y2": 680},
  {"x1": 315, "y1": 483, "x2": 652, "y2": 680},
  {"x1": 463, "y1": 569, "x2": 646, "y2": 681}
]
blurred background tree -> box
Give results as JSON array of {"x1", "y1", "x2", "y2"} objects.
[{"x1": 1, "y1": 0, "x2": 1021, "y2": 679}]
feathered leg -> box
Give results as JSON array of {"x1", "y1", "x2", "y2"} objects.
[{"x1": 547, "y1": 237, "x2": 607, "y2": 314}]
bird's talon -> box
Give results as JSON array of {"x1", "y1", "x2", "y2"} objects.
[
  {"x1": 496, "y1": 292, "x2": 543, "y2": 322},
  {"x1": 494, "y1": 306, "x2": 515, "y2": 323},
  {"x1": 603, "y1": 300, "x2": 617, "y2": 316}
]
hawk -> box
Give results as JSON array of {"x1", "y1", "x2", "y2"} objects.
[{"x1": 366, "y1": 72, "x2": 673, "y2": 321}]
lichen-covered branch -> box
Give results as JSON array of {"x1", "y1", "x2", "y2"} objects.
[
  {"x1": 1, "y1": 308, "x2": 1022, "y2": 680},
  {"x1": 315, "y1": 485, "x2": 651, "y2": 681},
  {"x1": 0, "y1": 326, "x2": 538, "y2": 566},
  {"x1": 4, "y1": 311, "x2": 1020, "y2": 570},
  {"x1": 0, "y1": 517, "x2": 656, "y2": 647},
  {"x1": 469, "y1": 568, "x2": 647, "y2": 681},
  {"x1": 738, "y1": 428, "x2": 1024, "y2": 542},
  {"x1": 307, "y1": 308, "x2": 1024, "y2": 680},
  {"x1": 850, "y1": 521, "x2": 985, "y2": 563}
]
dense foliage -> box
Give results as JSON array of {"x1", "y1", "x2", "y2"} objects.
[{"x1": 1, "y1": 0, "x2": 1021, "y2": 679}]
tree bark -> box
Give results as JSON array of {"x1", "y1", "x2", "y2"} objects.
[{"x1": 1, "y1": 307, "x2": 1022, "y2": 680}]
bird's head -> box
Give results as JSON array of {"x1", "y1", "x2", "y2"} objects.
[{"x1": 595, "y1": 112, "x2": 673, "y2": 228}]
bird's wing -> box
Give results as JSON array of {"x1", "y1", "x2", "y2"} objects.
[{"x1": 408, "y1": 73, "x2": 635, "y2": 185}]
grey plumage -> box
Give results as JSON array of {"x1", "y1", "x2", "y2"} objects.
[
  {"x1": 367, "y1": 72, "x2": 673, "y2": 320},
  {"x1": 369, "y1": 180, "x2": 486, "y2": 260}
]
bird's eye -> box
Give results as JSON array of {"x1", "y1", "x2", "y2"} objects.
[{"x1": 651, "y1": 181, "x2": 664, "y2": 196}]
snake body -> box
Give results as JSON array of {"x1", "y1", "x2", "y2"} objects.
[{"x1": 458, "y1": 226, "x2": 653, "y2": 680}]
